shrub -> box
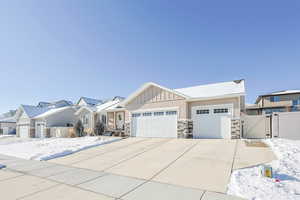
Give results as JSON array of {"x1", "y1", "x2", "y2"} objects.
[
  {"x1": 95, "y1": 120, "x2": 105, "y2": 136},
  {"x1": 74, "y1": 120, "x2": 84, "y2": 137}
]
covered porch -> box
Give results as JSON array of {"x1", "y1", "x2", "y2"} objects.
[{"x1": 106, "y1": 108, "x2": 127, "y2": 137}]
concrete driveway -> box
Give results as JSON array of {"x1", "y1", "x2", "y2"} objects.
[{"x1": 0, "y1": 138, "x2": 276, "y2": 200}]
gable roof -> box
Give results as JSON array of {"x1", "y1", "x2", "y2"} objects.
[
  {"x1": 18, "y1": 105, "x2": 50, "y2": 119},
  {"x1": 121, "y1": 82, "x2": 189, "y2": 106},
  {"x1": 75, "y1": 98, "x2": 122, "y2": 115},
  {"x1": 121, "y1": 80, "x2": 245, "y2": 106},
  {"x1": 75, "y1": 105, "x2": 97, "y2": 115},
  {"x1": 0, "y1": 116, "x2": 16, "y2": 123},
  {"x1": 96, "y1": 99, "x2": 121, "y2": 112},
  {"x1": 0, "y1": 110, "x2": 17, "y2": 119},
  {"x1": 255, "y1": 90, "x2": 300, "y2": 104},
  {"x1": 37, "y1": 100, "x2": 73, "y2": 108},
  {"x1": 175, "y1": 80, "x2": 245, "y2": 100},
  {"x1": 77, "y1": 97, "x2": 103, "y2": 106}
]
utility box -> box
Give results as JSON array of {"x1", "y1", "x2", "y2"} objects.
[{"x1": 261, "y1": 165, "x2": 273, "y2": 178}]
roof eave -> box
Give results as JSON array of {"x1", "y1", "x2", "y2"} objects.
[
  {"x1": 185, "y1": 93, "x2": 245, "y2": 102},
  {"x1": 34, "y1": 107, "x2": 74, "y2": 119},
  {"x1": 106, "y1": 108, "x2": 126, "y2": 112}
]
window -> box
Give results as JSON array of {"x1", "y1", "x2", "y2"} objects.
[
  {"x1": 82, "y1": 114, "x2": 89, "y2": 125},
  {"x1": 264, "y1": 108, "x2": 285, "y2": 114},
  {"x1": 154, "y1": 112, "x2": 164, "y2": 116},
  {"x1": 292, "y1": 99, "x2": 300, "y2": 106},
  {"x1": 132, "y1": 113, "x2": 141, "y2": 118},
  {"x1": 270, "y1": 96, "x2": 280, "y2": 102},
  {"x1": 142, "y1": 112, "x2": 152, "y2": 117},
  {"x1": 166, "y1": 111, "x2": 177, "y2": 115},
  {"x1": 196, "y1": 109, "x2": 209, "y2": 115},
  {"x1": 213, "y1": 108, "x2": 229, "y2": 114}
]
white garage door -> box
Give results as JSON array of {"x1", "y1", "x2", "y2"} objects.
[
  {"x1": 131, "y1": 110, "x2": 178, "y2": 138},
  {"x1": 192, "y1": 104, "x2": 233, "y2": 139},
  {"x1": 19, "y1": 125, "x2": 29, "y2": 138}
]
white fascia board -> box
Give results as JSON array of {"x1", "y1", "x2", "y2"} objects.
[
  {"x1": 185, "y1": 93, "x2": 245, "y2": 102},
  {"x1": 106, "y1": 108, "x2": 126, "y2": 112},
  {"x1": 74, "y1": 106, "x2": 94, "y2": 115},
  {"x1": 130, "y1": 107, "x2": 179, "y2": 113}
]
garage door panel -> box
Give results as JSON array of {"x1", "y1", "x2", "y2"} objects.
[
  {"x1": 19, "y1": 125, "x2": 29, "y2": 138},
  {"x1": 131, "y1": 110, "x2": 177, "y2": 138},
  {"x1": 192, "y1": 104, "x2": 233, "y2": 139}
]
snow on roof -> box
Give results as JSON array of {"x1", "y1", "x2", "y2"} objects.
[
  {"x1": 105, "y1": 102, "x2": 125, "y2": 111},
  {"x1": 174, "y1": 80, "x2": 245, "y2": 99},
  {"x1": 21, "y1": 105, "x2": 50, "y2": 118},
  {"x1": 96, "y1": 99, "x2": 121, "y2": 112},
  {"x1": 33, "y1": 106, "x2": 73, "y2": 119},
  {"x1": 79, "y1": 97, "x2": 103, "y2": 106},
  {"x1": 267, "y1": 90, "x2": 300, "y2": 96},
  {"x1": 0, "y1": 110, "x2": 16, "y2": 119},
  {"x1": 0, "y1": 116, "x2": 16, "y2": 123}
]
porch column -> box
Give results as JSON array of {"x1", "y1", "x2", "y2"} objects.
[{"x1": 113, "y1": 112, "x2": 116, "y2": 129}]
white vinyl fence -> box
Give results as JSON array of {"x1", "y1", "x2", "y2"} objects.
[
  {"x1": 49, "y1": 127, "x2": 71, "y2": 138},
  {"x1": 272, "y1": 111, "x2": 300, "y2": 140},
  {"x1": 242, "y1": 115, "x2": 271, "y2": 139}
]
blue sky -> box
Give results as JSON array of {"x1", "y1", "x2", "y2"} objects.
[{"x1": 0, "y1": 1, "x2": 300, "y2": 113}]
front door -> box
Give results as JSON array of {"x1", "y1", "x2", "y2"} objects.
[
  {"x1": 36, "y1": 123, "x2": 45, "y2": 138},
  {"x1": 116, "y1": 112, "x2": 124, "y2": 130}
]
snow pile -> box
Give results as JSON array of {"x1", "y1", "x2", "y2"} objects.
[
  {"x1": 0, "y1": 135, "x2": 14, "y2": 139},
  {"x1": 0, "y1": 136, "x2": 120, "y2": 161},
  {"x1": 228, "y1": 139, "x2": 300, "y2": 200}
]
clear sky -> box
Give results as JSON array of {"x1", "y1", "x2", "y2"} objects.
[{"x1": 0, "y1": 1, "x2": 300, "y2": 113}]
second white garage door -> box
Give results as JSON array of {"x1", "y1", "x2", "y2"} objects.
[
  {"x1": 192, "y1": 104, "x2": 233, "y2": 139},
  {"x1": 19, "y1": 125, "x2": 29, "y2": 138},
  {"x1": 131, "y1": 110, "x2": 178, "y2": 138}
]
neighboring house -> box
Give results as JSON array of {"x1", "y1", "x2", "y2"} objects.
[
  {"x1": 37, "y1": 100, "x2": 73, "y2": 108},
  {"x1": 106, "y1": 80, "x2": 245, "y2": 139},
  {"x1": 0, "y1": 110, "x2": 17, "y2": 119},
  {"x1": 246, "y1": 90, "x2": 300, "y2": 115},
  {"x1": 0, "y1": 116, "x2": 16, "y2": 135},
  {"x1": 15, "y1": 104, "x2": 77, "y2": 138},
  {"x1": 77, "y1": 97, "x2": 103, "y2": 106},
  {"x1": 75, "y1": 97, "x2": 124, "y2": 133}
]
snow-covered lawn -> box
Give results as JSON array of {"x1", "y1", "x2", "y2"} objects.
[
  {"x1": 0, "y1": 136, "x2": 121, "y2": 161},
  {"x1": 0, "y1": 135, "x2": 14, "y2": 138},
  {"x1": 228, "y1": 139, "x2": 300, "y2": 200}
]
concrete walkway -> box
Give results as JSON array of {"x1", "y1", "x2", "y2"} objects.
[{"x1": 0, "y1": 138, "x2": 276, "y2": 200}]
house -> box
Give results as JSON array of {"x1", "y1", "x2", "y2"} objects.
[
  {"x1": 77, "y1": 97, "x2": 103, "y2": 106},
  {"x1": 106, "y1": 80, "x2": 246, "y2": 139},
  {"x1": 0, "y1": 116, "x2": 16, "y2": 135},
  {"x1": 246, "y1": 90, "x2": 300, "y2": 115},
  {"x1": 0, "y1": 110, "x2": 17, "y2": 135},
  {"x1": 75, "y1": 97, "x2": 124, "y2": 133},
  {"x1": 37, "y1": 100, "x2": 73, "y2": 108},
  {"x1": 15, "y1": 102, "x2": 78, "y2": 138}
]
